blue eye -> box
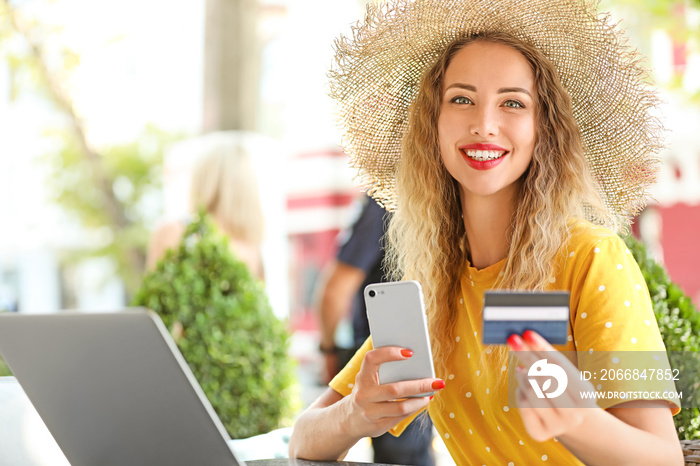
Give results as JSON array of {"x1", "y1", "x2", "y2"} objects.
[
  {"x1": 504, "y1": 100, "x2": 524, "y2": 108},
  {"x1": 451, "y1": 96, "x2": 472, "y2": 105}
]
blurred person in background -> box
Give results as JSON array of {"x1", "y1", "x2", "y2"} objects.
[
  {"x1": 315, "y1": 194, "x2": 435, "y2": 466},
  {"x1": 146, "y1": 133, "x2": 265, "y2": 281}
]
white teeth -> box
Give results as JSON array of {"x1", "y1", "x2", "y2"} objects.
[{"x1": 465, "y1": 150, "x2": 505, "y2": 161}]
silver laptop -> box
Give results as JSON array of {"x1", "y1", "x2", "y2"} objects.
[{"x1": 0, "y1": 309, "x2": 246, "y2": 466}]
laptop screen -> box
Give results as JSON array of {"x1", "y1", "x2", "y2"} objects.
[{"x1": 0, "y1": 309, "x2": 244, "y2": 466}]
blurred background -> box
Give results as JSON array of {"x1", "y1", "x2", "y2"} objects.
[{"x1": 0, "y1": 0, "x2": 699, "y2": 423}]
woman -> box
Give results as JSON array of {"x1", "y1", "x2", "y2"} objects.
[
  {"x1": 146, "y1": 132, "x2": 265, "y2": 280},
  {"x1": 289, "y1": 0, "x2": 682, "y2": 464}
]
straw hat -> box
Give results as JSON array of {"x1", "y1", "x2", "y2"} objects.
[{"x1": 329, "y1": 0, "x2": 664, "y2": 227}]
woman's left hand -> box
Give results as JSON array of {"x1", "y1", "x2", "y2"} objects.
[{"x1": 508, "y1": 330, "x2": 598, "y2": 442}]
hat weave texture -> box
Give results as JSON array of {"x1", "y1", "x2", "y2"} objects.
[{"x1": 329, "y1": 0, "x2": 663, "y2": 227}]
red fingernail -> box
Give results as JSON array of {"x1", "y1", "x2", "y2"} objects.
[
  {"x1": 507, "y1": 334, "x2": 523, "y2": 350},
  {"x1": 429, "y1": 396, "x2": 434, "y2": 401},
  {"x1": 432, "y1": 380, "x2": 445, "y2": 390},
  {"x1": 401, "y1": 349, "x2": 413, "y2": 357},
  {"x1": 523, "y1": 330, "x2": 537, "y2": 344}
]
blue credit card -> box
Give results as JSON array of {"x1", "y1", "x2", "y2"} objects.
[{"x1": 482, "y1": 291, "x2": 570, "y2": 345}]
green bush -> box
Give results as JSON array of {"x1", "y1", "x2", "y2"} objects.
[
  {"x1": 623, "y1": 234, "x2": 700, "y2": 440},
  {"x1": 0, "y1": 310, "x2": 11, "y2": 376},
  {"x1": 0, "y1": 352, "x2": 10, "y2": 377},
  {"x1": 133, "y1": 212, "x2": 299, "y2": 439}
]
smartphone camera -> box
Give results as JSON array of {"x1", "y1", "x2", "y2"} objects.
[{"x1": 368, "y1": 290, "x2": 376, "y2": 298}]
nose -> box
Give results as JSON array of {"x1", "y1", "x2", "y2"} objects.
[{"x1": 469, "y1": 106, "x2": 499, "y2": 137}]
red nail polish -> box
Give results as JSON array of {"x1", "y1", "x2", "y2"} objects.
[
  {"x1": 523, "y1": 330, "x2": 537, "y2": 344},
  {"x1": 401, "y1": 349, "x2": 413, "y2": 357},
  {"x1": 432, "y1": 380, "x2": 445, "y2": 390},
  {"x1": 429, "y1": 395, "x2": 434, "y2": 401},
  {"x1": 507, "y1": 334, "x2": 523, "y2": 350}
]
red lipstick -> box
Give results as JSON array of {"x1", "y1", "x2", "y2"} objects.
[
  {"x1": 459, "y1": 143, "x2": 507, "y2": 151},
  {"x1": 459, "y1": 143, "x2": 509, "y2": 171}
]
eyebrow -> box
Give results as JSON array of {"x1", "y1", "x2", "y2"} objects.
[{"x1": 445, "y1": 83, "x2": 533, "y2": 98}]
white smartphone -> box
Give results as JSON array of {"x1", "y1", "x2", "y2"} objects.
[{"x1": 364, "y1": 280, "x2": 436, "y2": 397}]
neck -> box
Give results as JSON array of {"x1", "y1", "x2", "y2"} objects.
[{"x1": 460, "y1": 183, "x2": 521, "y2": 270}]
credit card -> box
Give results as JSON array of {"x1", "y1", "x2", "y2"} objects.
[{"x1": 482, "y1": 291, "x2": 570, "y2": 345}]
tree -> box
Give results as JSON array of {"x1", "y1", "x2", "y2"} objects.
[
  {"x1": 202, "y1": 0, "x2": 261, "y2": 132},
  {"x1": 601, "y1": 0, "x2": 700, "y2": 102},
  {"x1": 0, "y1": 0, "x2": 181, "y2": 296}
]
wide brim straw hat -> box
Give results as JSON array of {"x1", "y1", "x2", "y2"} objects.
[{"x1": 329, "y1": 0, "x2": 664, "y2": 229}]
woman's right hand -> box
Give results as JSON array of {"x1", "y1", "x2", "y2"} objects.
[{"x1": 341, "y1": 346, "x2": 445, "y2": 438}]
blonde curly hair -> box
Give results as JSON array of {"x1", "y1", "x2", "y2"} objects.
[{"x1": 386, "y1": 31, "x2": 615, "y2": 379}]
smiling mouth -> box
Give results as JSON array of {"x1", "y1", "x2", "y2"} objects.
[{"x1": 463, "y1": 149, "x2": 508, "y2": 161}]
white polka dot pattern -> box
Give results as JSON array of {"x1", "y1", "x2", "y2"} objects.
[{"x1": 404, "y1": 225, "x2": 671, "y2": 465}]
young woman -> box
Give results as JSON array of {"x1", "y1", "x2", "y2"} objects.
[
  {"x1": 146, "y1": 132, "x2": 265, "y2": 280},
  {"x1": 290, "y1": 1, "x2": 682, "y2": 464}
]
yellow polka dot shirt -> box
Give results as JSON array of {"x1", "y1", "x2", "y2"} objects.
[{"x1": 329, "y1": 221, "x2": 679, "y2": 465}]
